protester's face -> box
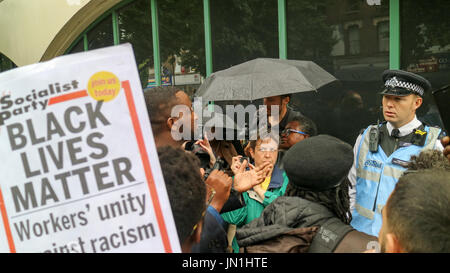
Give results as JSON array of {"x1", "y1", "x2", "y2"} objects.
[
  {"x1": 263, "y1": 96, "x2": 288, "y2": 116},
  {"x1": 280, "y1": 121, "x2": 307, "y2": 150},
  {"x1": 382, "y1": 94, "x2": 422, "y2": 128},
  {"x1": 175, "y1": 91, "x2": 197, "y2": 135},
  {"x1": 250, "y1": 138, "x2": 278, "y2": 167}
]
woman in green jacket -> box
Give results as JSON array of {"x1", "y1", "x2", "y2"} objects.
[{"x1": 221, "y1": 134, "x2": 289, "y2": 252}]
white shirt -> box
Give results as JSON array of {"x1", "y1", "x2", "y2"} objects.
[{"x1": 348, "y1": 116, "x2": 443, "y2": 211}]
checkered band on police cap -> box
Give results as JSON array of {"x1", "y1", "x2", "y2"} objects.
[{"x1": 384, "y1": 76, "x2": 425, "y2": 96}]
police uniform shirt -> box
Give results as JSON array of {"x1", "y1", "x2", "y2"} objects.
[
  {"x1": 347, "y1": 116, "x2": 444, "y2": 212},
  {"x1": 381, "y1": 117, "x2": 424, "y2": 157}
]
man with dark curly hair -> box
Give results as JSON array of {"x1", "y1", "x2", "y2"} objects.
[
  {"x1": 157, "y1": 146, "x2": 206, "y2": 252},
  {"x1": 407, "y1": 149, "x2": 450, "y2": 171},
  {"x1": 147, "y1": 87, "x2": 237, "y2": 252}
]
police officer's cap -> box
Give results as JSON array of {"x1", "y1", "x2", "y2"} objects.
[
  {"x1": 282, "y1": 135, "x2": 354, "y2": 191},
  {"x1": 380, "y1": 69, "x2": 431, "y2": 97}
]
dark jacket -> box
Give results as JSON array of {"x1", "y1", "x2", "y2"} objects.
[
  {"x1": 279, "y1": 107, "x2": 304, "y2": 133},
  {"x1": 236, "y1": 196, "x2": 357, "y2": 253},
  {"x1": 191, "y1": 207, "x2": 228, "y2": 253},
  {"x1": 249, "y1": 107, "x2": 303, "y2": 138}
]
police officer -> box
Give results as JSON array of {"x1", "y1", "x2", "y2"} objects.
[{"x1": 348, "y1": 70, "x2": 444, "y2": 237}]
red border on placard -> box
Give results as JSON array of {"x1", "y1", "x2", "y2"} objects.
[
  {"x1": 0, "y1": 81, "x2": 172, "y2": 253},
  {"x1": 122, "y1": 80, "x2": 173, "y2": 253},
  {"x1": 0, "y1": 187, "x2": 15, "y2": 253}
]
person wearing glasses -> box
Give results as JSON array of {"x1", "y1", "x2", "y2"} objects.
[
  {"x1": 144, "y1": 86, "x2": 198, "y2": 148},
  {"x1": 277, "y1": 116, "x2": 318, "y2": 169},
  {"x1": 277, "y1": 116, "x2": 317, "y2": 169},
  {"x1": 222, "y1": 132, "x2": 289, "y2": 252},
  {"x1": 146, "y1": 87, "x2": 235, "y2": 253},
  {"x1": 236, "y1": 135, "x2": 377, "y2": 253}
]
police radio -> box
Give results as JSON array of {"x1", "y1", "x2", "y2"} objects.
[{"x1": 369, "y1": 120, "x2": 380, "y2": 153}]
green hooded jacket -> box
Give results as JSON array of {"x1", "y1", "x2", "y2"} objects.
[{"x1": 221, "y1": 166, "x2": 289, "y2": 252}]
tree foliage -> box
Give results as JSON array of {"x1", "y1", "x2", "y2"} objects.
[
  {"x1": 118, "y1": 0, "x2": 154, "y2": 87},
  {"x1": 286, "y1": 0, "x2": 337, "y2": 71},
  {"x1": 115, "y1": 0, "x2": 338, "y2": 80},
  {"x1": 115, "y1": 0, "x2": 450, "y2": 84},
  {"x1": 401, "y1": 0, "x2": 450, "y2": 65}
]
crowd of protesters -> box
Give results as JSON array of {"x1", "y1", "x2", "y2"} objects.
[{"x1": 146, "y1": 69, "x2": 450, "y2": 253}]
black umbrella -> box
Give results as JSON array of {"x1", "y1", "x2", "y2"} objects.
[{"x1": 195, "y1": 58, "x2": 337, "y2": 101}]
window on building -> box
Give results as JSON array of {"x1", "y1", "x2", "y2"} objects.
[
  {"x1": 401, "y1": 0, "x2": 450, "y2": 128},
  {"x1": 118, "y1": 0, "x2": 154, "y2": 89},
  {"x1": 68, "y1": 37, "x2": 84, "y2": 54},
  {"x1": 158, "y1": 0, "x2": 204, "y2": 94},
  {"x1": 210, "y1": 0, "x2": 278, "y2": 73},
  {"x1": 287, "y1": 0, "x2": 389, "y2": 145},
  {"x1": 377, "y1": 21, "x2": 389, "y2": 52},
  {"x1": 348, "y1": 25, "x2": 360, "y2": 55},
  {"x1": 87, "y1": 15, "x2": 114, "y2": 50}
]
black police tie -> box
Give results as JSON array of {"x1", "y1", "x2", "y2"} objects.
[{"x1": 391, "y1": 128, "x2": 400, "y2": 138}]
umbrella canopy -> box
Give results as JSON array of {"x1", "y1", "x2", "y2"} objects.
[
  {"x1": 202, "y1": 110, "x2": 241, "y2": 130},
  {"x1": 201, "y1": 110, "x2": 246, "y2": 140},
  {"x1": 195, "y1": 58, "x2": 337, "y2": 101}
]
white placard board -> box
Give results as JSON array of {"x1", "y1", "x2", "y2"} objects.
[{"x1": 0, "y1": 44, "x2": 180, "y2": 253}]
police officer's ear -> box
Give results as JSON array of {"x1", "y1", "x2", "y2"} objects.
[{"x1": 413, "y1": 95, "x2": 423, "y2": 110}]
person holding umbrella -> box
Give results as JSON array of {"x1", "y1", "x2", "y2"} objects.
[
  {"x1": 243, "y1": 94, "x2": 305, "y2": 157},
  {"x1": 194, "y1": 58, "x2": 336, "y2": 139},
  {"x1": 262, "y1": 94, "x2": 304, "y2": 134}
]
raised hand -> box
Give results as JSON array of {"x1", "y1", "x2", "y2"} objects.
[
  {"x1": 233, "y1": 161, "x2": 273, "y2": 193},
  {"x1": 195, "y1": 132, "x2": 216, "y2": 167},
  {"x1": 205, "y1": 169, "x2": 232, "y2": 212}
]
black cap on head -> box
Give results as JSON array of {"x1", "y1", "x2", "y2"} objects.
[
  {"x1": 380, "y1": 69, "x2": 431, "y2": 97},
  {"x1": 282, "y1": 135, "x2": 354, "y2": 191}
]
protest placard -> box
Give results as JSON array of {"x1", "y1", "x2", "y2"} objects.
[{"x1": 0, "y1": 44, "x2": 181, "y2": 253}]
